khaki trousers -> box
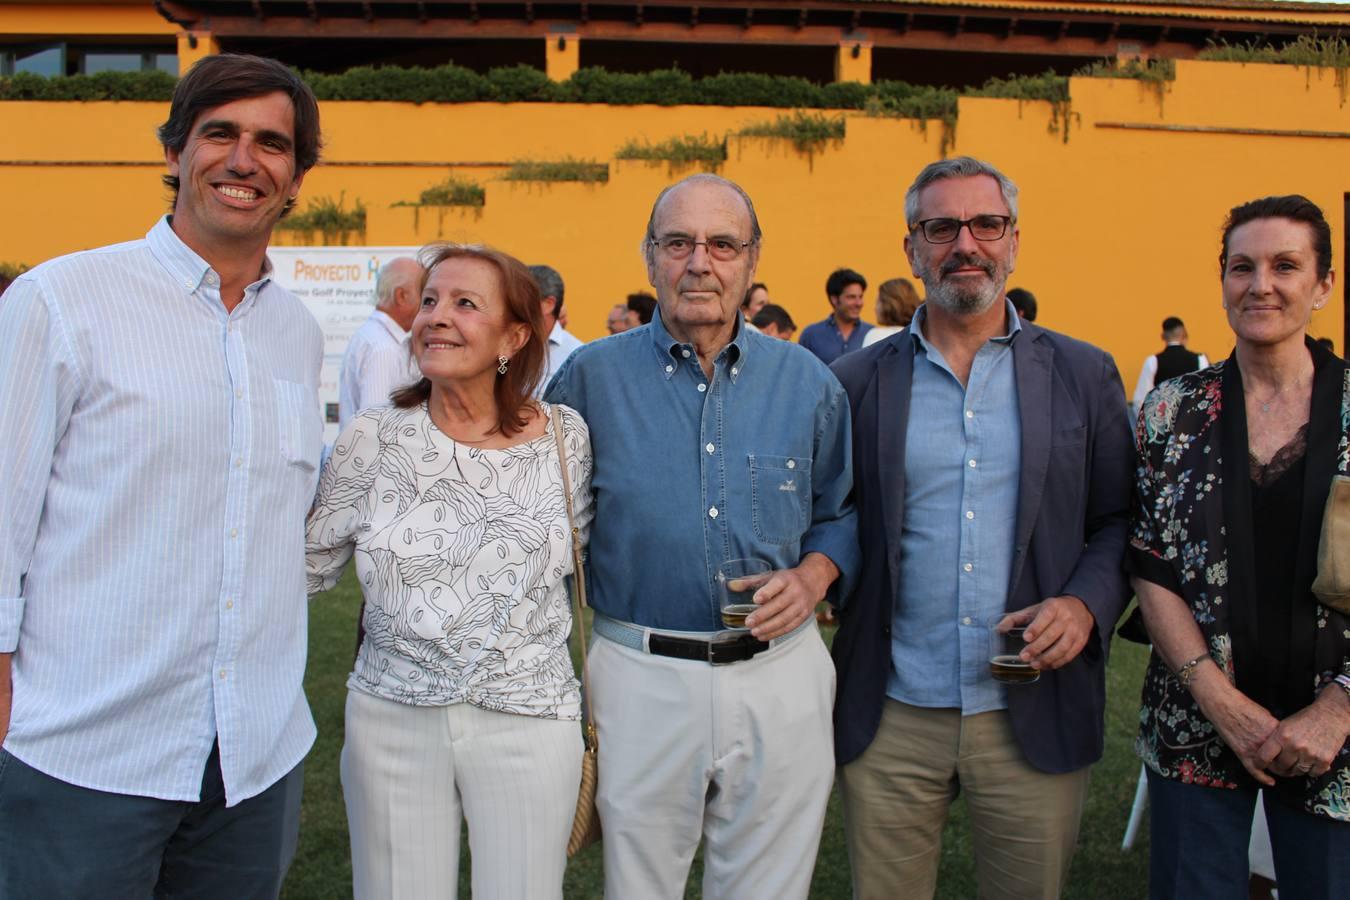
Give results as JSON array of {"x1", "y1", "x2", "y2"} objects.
[{"x1": 838, "y1": 698, "x2": 1090, "y2": 900}]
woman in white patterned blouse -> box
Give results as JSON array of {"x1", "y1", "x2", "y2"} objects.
[{"x1": 306, "y1": 243, "x2": 592, "y2": 900}]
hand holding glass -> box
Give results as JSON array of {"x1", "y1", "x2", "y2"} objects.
[
  {"x1": 989, "y1": 614, "x2": 1040, "y2": 684},
  {"x1": 717, "y1": 559, "x2": 772, "y2": 630}
]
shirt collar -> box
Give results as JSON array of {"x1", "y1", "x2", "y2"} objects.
[
  {"x1": 371, "y1": 309, "x2": 408, "y2": 341},
  {"x1": 549, "y1": 320, "x2": 566, "y2": 346},
  {"x1": 647, "y1": 307, "x2": 748, "y2": 383},
  {"x1": 145, "y1": 215, "x2": 275, "y2": 296},
  {"x1": 910, "y1": 298, "x2": 1022, "y2": 354}
]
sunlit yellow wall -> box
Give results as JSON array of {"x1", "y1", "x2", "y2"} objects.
[
  {"x1": 2, "y1": 59, "x2": 1347, "y2": 388},
  {"x1": 0, "y1": 3, "x2": 178, "y2": 35}
]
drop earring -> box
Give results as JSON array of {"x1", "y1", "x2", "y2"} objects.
[{"x1": 497, "y1": 355, "x2": 509, "y2": 374}]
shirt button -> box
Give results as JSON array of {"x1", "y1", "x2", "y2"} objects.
[
  {"x1": 968, "y1": 459, "x2": 977, "y2": 468},
  {"x1": 966, "y1": 409, "x2": 974, "y2": 419},
  {"x1": 963, "y1": 563, "x2": 973, "y2": 572},
  {"x1": 731, "y1": 367, "x2": 739, "y2": 376},
  {"x1": 230, "y1": 527, "x2": 239, "y2": 538},
  {"x1": 965, "y1": 510, "x2": 975, "y2": 520},
  {"x1": 235, "y1": 388, "x2": 243, "y2": 399},
  {"x1": 225, "y1": 599, "x2": 234, "y2": 609},
  {"x1": 786, "y1": 459, "x2": 796, "y2": 469},
  {"x1": 665, "y1": 365, "x2": 674, "y2": 374},
  {"x1": 206, "y1": 273, "x2": 218, "y2": 285},
  {"x1": 219, "y1": 669, "x2": 227, "y2": 680},
  {"x1": 697, "y1": 383, "x2": 707, "y2": 393},
  {"x1": 962, "y1": 616, "x2": 972, "y2": 626},
  {"x1": 682, "y1": 349, "x2": 692, "y2": 358},
  {"x1": 183, "y1": 278, "x2": 194, "y2": 289},
  {"x1": 706, "y1": 443, "x2": 715, "y2": 454},
  {"x1": 234, "y1": 458, "x2": 243, "y2": 468},
  {"x1": 709, "y1": 506, "x2": 719, "y2": 519}
]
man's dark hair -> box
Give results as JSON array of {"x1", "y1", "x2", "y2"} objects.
[
  {"x1": 1161, "y1": 316, "x2": 1186, "y2": 335},
  {"x1": 626, "y1": 291, "x2": 656, "y2": 324},
  {"x1": 1007, "y1": 287, "x2": 1037, "y2": 322},
  {"x1": 752, "y1": 303, "x2": 795, "y2": 333},
  {"x1": 1220, "y1": 194, "x2": 1332, "y2": 280},
  {"x1": 742, "y1": 283, "x2": 768, "y2": 310},
  {"x1": 528, "y1": 264, "x2": 565, "y2": 315},
  {"x1": 826, "y1": 268, "x2": 866, "y2": 299},
  {"x1": 158, "y1": 53, "x2": 322, "y2": 216}
]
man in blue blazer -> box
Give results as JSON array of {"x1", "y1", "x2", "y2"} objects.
[{"x1": 829, "y1": 157, "x2": 1134, "y2": 899}]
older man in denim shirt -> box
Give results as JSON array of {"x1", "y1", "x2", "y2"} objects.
[{"x1": 546, "y1": 173, "x2": 858, "y2": 900}]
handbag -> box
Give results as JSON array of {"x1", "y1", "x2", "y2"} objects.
[
  {"x1": 552, "y1": 405, "x2": 602, "y2": 857},
  {"x1": 1311, "y1": 474, "x2": 1350, "y2": 614}
]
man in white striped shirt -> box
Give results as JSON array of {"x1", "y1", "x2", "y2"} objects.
[
  {"x1": 338, "y1": 256, "x2": 424, "y2": 430},
  {"x1": 0, "y1": 54, "x2": 324, "y2": 898}
]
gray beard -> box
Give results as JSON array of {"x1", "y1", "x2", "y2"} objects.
[{"x1": 924, "y1": 277, "x2": 1002, "y2": 315}]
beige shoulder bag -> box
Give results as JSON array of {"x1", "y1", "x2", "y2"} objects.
[
  {"x1": 552, "y1": 405, "x2": 602, "y2": 857},
  {"x1": 1312, "y1": 474, "x2": 1350, "y2": 614}
]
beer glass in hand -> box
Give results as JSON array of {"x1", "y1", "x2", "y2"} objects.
[
  {"x1": 988, "y1": 613, "x2": 1040, "y2": 684},
  {"x1": 717, "y1": 559, "x2": 772, "y2": 630}
]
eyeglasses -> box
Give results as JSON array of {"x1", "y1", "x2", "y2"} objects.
[
  {"x1": 649, "y1": 235, "x2": 753, "y2": 261},
  {"x1": 911, "y1": 215, "x2": 1013, "y2": 244}
]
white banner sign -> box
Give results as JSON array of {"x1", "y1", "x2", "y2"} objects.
[{"x1": 268, "y1": 245, "x2": 419, "y2": 443}]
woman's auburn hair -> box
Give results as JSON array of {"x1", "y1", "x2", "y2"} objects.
[{"x1": 391, "y1": 242, "x2": 548, "y2": 438}]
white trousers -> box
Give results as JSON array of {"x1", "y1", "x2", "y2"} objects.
[
  {"x1": 590, "y1": 625, "x2": 836, "y2": 900},
  {"x1": 340, "y1": 689, "x2": 582, "y2": 900}
]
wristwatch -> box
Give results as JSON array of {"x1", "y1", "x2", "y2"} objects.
[
  {"x1": 1331, "y1": 673, "x2": 1350, "y2": 700},
  {"x1": 1176, "y1": 654, "x2": 1208, "y2": 688}
]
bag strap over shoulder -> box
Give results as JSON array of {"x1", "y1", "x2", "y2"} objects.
[{"x1": 551, "y1": 405, "x2": 596, "y2": 746}]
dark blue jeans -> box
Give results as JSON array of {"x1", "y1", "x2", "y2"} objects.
[
  {"x1": 1147, "y1": 768, "x2": 1350, "y2": 900},
  {"x1": 0, "y1": 743, "x2": 303, "y2": 900}
]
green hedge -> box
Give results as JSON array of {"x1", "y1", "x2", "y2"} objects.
[{"x1": 0, "y1": 63, "x2": 1070, "y2": 117}]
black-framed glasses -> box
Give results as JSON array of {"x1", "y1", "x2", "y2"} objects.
[
  {"x1": 649, "y1": 235, "x2": 753, "y2": 261},
  {"x1": 911, "y1": 215, "x2": 1013, "y2": 244}
]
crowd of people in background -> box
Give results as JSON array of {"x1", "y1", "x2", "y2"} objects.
[{"x1": 2, "y1": 50, "x2": 1348, "y2": 900}]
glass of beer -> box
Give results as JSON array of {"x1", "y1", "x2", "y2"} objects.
[
  {"x1": 717, "y1": 558, "x2": 772, "y2": 630},
  {"x1": 988, "y1": 614, "x2": 1040, "y2": 684}
]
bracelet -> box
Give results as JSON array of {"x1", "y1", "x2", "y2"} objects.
[
  {"x1": 1332, "y1": 674, "x2": 1350, "y2": 700},
  {"x1": 1175, "y1": 654, "x2": 1209, "y2": 688}
]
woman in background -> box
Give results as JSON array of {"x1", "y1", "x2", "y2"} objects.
[{"x1": 862, "y1": 277, "x2": 922, "y2": 346}]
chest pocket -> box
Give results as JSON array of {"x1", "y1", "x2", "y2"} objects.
[
  {"x1": 274, "y1": 378, "x2": 323, "y2": 471},
  {"x1": 749, "y1": 454, "x2": 812, "y2": 545}
]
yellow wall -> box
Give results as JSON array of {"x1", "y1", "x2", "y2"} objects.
[
  {"x1": 1, "y1": 59, "x2": 1347, "y2": 388},
  {"x1": 0, "y1": 3, "x2": 177, "y2": 36}
]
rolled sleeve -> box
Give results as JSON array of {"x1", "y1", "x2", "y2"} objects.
[
  {"x1": 0, "y1": 277, "x2": 82, "y2": 649},
  {"x1": 802, "y1": 384, "x2": 861, "y2": 603}
]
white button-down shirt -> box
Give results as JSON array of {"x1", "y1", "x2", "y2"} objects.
[
  {"x1": 338, "y1": 309, "x2": 418, "y2": 430},
  {"x1": 0, "y1": 217, "x2": 323, "y2": 805},
  {"x1": 540, "y1": 321, "x2": 584, "y2": 396}
]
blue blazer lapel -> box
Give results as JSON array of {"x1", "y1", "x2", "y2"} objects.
[
  {"x1": 876, "y1": 337, "x2": 914, "y2": 595},
  {"x1": 1008, "y1": 325, "x2": 1053, "y2": 598}
]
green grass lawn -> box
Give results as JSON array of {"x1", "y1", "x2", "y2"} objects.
[{"x1": 283, "y1": 572, "x2": 1151, "y2": 899}]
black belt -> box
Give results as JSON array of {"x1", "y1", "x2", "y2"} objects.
[{"x1": 647, "y1": 631, "x2": 771, "y2": 666}]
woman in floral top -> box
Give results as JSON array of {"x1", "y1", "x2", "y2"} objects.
[
  {"x1": 307, "y1": 244, "x2": 592, "y2": 900},
  {"x1": 1130, "y1": 195, "x2": 1350, "y2": 898}
]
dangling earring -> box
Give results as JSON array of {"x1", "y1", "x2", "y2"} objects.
[{"x1": 497, "y1": 355, "x2": 509, "y2": 375}]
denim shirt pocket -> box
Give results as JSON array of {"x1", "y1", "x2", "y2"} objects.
[
  {"x1": 274, "y1": 378, "x2": 323, "y2": 472},
  {"x1": 749, "y1": 454, "x2": 812, "y2": 545}
]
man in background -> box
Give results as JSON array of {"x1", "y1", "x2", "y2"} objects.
[
  {"x1": 529, "y1": 263, "x2": 583, "y2": 391},
  {"x1": 752, "y1": 303, "x2": 796, "y2": 340},
  {"x1": 627, "y1": 290, "x2": 656, "y2": 327},
  {"x1": 799, "y1": 267, "x2": 872, "y2": 364},
  {"x1": 1132, "y1": 316, "x2": 1209, "y2": 414},
  {"x1": 606, "y1": 303, "x2": 633, "y2": 334},
  {"x1": 339, "y1": 256, "x2": 423, "y2": 429},
  {"x1": 1008, "y1": 286, "x2": 1038, "y2": 322}
]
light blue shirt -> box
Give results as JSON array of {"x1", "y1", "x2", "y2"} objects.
[
  {"x1": 545, "y1": 311, "x2": 858, "y2": 632},
  {"x1": 889, "y1": 302, "x2": 1022, "y2": 714},
  {"x1": 0, "y1": 217, "x2": 323, "y2": 804}
]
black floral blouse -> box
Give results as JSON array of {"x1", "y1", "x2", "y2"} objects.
[{"x1": 1129, "y1": 342, "x2": 1350, "y2": 821}]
